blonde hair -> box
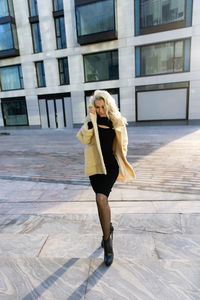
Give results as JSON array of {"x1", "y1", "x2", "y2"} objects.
[{"x1": 89, "y1": 90, "x2": 127, "y2": 125}]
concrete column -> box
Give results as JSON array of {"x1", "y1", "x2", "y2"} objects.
[
  {"x1": 120, "y1": 86, "x2": 136, "y2": 122},
  {"x1": 14, "y1": 0, "x2": 33, "y2": 56},
  {"x1": 71, "y1": 90, "x2": 85, "y2": 124},
  {"x1": 117, "y1": 0, "x2": 135, "y2": 40},
  {"x1": 37, "y1": 0, "x2": 56, "y2": 53},
  {"x1": 64, "y1": 0, "x2": 79, "y2": 48},
  {"x1": 0, "y1": 102, "x2": 4, "y2": 126},
  {"x1": 26, "y1": 96, "x2": 41, "y2": 126}
]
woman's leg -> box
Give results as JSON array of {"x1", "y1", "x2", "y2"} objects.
[{"x1": 96, "y1": 193, "x2": 111, "y2": 240}]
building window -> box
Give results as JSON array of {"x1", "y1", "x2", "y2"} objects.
[
  {"x1": 58, "y1": 57, "x2": 70, "y2": 85},
  {"x1": 83, "y1": 50, "x2": 119, "y2": 82},
  {"x1": 52, "y1": 0, "x2": 66, "y2": 49},
  {"x1": 28, "y1": 0, "x2": 38, "y2": 17},
  {"x1": 53, "y1": 0, "x2": 64, "y2": 11},
  {"x1": 31, "y1": 22, "x2": 42, "y2": 53},
  {"x1": 0, "y1": 23, "x2": 19, "y2": 52},
  {"x1": 135, "y1": 39, "x2": 190, "y2": 77},
  {"x1": 0, "y1": 65, "x2": 24, "y2": 91},
  {"x1": 0, "y1": 23, "x2": 14, "y2": 51},
  {"x1": 1, "y1": 98, "x2": 28, "y2": 126},
  {"x1": 55, "y1": 16, "x2": 66, "y2": 49},
  {"x1": 28, "y1": 0, "x2": 42, "y2": 53},
  {"x1": 135, "y1": 0, "x2": 193, "y2": 35},
  {"x1": 0, "y1": 0, "x2": 14, "y2": 17},
  {"x1": 35, "y1": 61, "x2": 46, "y2": 87},
  {"x1": 75, "y1": 0, "x2": 117, "y2": 45},
  {"x1": 0, "y1": 0, "x2": 19, "y2": 58}
]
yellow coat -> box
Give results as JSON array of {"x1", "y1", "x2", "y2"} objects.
[{"x1": 76, "y1": 113, "x2": 136, "y2": 183}]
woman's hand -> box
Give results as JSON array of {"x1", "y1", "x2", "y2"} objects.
[{"x1": 88, "y1": 106, "x2": 96, "y2": 114}]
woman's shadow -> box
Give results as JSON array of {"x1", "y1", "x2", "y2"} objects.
[{"x1": 22, "y1": 247, "x2": 109, "y2": 300}]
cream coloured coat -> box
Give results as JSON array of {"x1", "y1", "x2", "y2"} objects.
[{"x1": 76, "y1": 113, "x2": 136, "y2": 183}]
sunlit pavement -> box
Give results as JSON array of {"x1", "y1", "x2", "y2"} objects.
[{"x1": 0, "y1": 125, "x2": 200, "y2": 299}]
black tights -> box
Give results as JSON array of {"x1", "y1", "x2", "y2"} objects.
[{"x1": 96, "y1": 193, "x2": 111, "y2": 240}]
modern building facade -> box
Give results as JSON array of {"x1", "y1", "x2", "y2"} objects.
[{"x1": 0, "y1": 0, "x2": 199, "y2": 129}]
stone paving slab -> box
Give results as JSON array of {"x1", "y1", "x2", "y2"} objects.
[
  {"x1": 0, "y1": 234, "x2": 47, "y2": 257},
  {"x1": 0, "y1": 213, "x2": 183, "y2": 235},
  {"x1": 152, "y1": 233, "x2": 200, "y2": 260},
  {"x1": 0, "y1": 257, "x2": 200, "y2": 300},
  {"x1": 2, "y1": 178, "x2": 200, "y2": 202},
  {"x1": 85, "y1": 258, "x2": 200, "y2": 300},
  {"x1": 0, "y1": 257, "x2": 89, "y2": 300},
  {"x1": 1, "y1": 200, "x2": 200, "y2": 215},
  {"x1": 38, "y1": 233, "x2": 156, "y2": 260}
]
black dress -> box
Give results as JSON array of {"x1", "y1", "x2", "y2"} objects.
[{"x1": 89, "y1": 116, "x2": 119, "y2": 197}]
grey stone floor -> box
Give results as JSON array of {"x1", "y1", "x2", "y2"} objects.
[{"x1": 0, "y1": 125, "x2": 200, "y2": 300}]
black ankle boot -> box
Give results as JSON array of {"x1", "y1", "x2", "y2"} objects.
[
  {"x1": 101, "y1": 223, "x2": 114, "y2": 248},
  {"x1": 103, "y1": 236, "x2": 114, "y2": 266}
]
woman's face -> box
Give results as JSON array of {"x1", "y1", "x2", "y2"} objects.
[{"x1": 94, "y1": 99, "x2": 106, "y2": 117}]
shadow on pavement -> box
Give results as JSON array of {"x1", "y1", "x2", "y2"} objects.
[{"x1": 22, "y1": 247, "x2": 107, "y2": 300}]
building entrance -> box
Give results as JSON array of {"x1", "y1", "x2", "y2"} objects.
[{"x1": 38, "y1": 94, "x2": 73, "y2": 129}]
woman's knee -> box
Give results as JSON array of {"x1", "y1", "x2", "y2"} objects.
[{"x1": 96, "y1": 193, "x2": 108, "y2": 204}]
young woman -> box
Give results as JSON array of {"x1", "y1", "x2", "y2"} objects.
[{"x1": 77, "y1": 90, "x2": 136, "y2": 266}]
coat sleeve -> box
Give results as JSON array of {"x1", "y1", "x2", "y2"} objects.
[{"x1": 76, "y1": 122, "x2": 94, "y2": 145}]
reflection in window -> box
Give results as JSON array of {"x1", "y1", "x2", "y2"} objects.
[
  {"x1": 35, "y1": 61, "x2": 46, "y2": 87},
  {"x1": 53, "y1": 0, "x2": 64, "y2": 11},
  {"x1": 140, "y1": 0, "x2": 185, "y2": 28},
  {"x1": 76, "y1": 0, "x2": 115, "y2": 36},
  {"x1": 0, "y1": 23, "x2": 13, "y2": 51},
  {"x1": 0, "y1": 65, "x2": 24, "y2": 90},
  {"x1": 58, "y1": 57, "x2": 69, "y2": 85},
  {"x1": 1, "y1": 99, "x2": 28, "y2": 126},
  {"x1": 55, "y1": 17, "x2": 66, "y2": 49},
  {"x1": 137, "y1": 39, "x2": 190, "y2": 76},
  {"x1": 0, "y1": 0, "x2": 14, "y2": 18},
  {"x1": 28, "y1": 0, "x2": 38, "y2": 17},
  {"x1": 31, "y1": 22, "x2": 42, "y2": 53},
  {"x1": 84, "y1": 50, "x2": 119, "y2": 82}
]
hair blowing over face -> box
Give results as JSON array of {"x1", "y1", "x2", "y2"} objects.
[{"x1": 89, "y1": 90, "x2": 127, "y2": 124}]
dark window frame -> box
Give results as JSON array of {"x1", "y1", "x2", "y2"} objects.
[
  {"x1": 30, "y1": 21, "x2": 42, "y2": 53},
  {"x1": 134, "y1": 0, "x2": 193, "y2": 36},
  {"x1": 135, "y1": 81, "x2": 190, "y2": 122},
  {"x1": 75, "y1": 0, "x2": 117, "y2": 45},
  {"x1": 135, "y1": 38, "x2": 191, "y2": 77},
  {"x1": 58, "y1": 57, "x2": 70, "y2": 85},
  {"x1": 1, "y1": 97, "x2": 29, "y2": 127},
  {"x1": 84, "y1": 88, "x2": 120, "y2": 116},
  {"x1": 54, "y1": 15, "x2": 67, "y2": 49},
  {"x1": 83, "y1": 49, "x2": 119, "y2": 83},
  {"x1": 53, "y1": 0, "x2": 64, "y2": 12},
  {"x1": 0, "y1": 64, "x2": 24, "y2": 91},
  {"x1": 28, "y1": 0, "x2": 39, "y2": 17},
  {"x1": 35, "y1": 61, "x2": 46, "y2": 88},
  {"x1": 28, "y1": 0, "x2": 43, "y2": 53}
]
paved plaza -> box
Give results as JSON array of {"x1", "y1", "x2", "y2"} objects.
[{"x1": 0, "y1": 125, "x2": 200, "y2": 299}]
